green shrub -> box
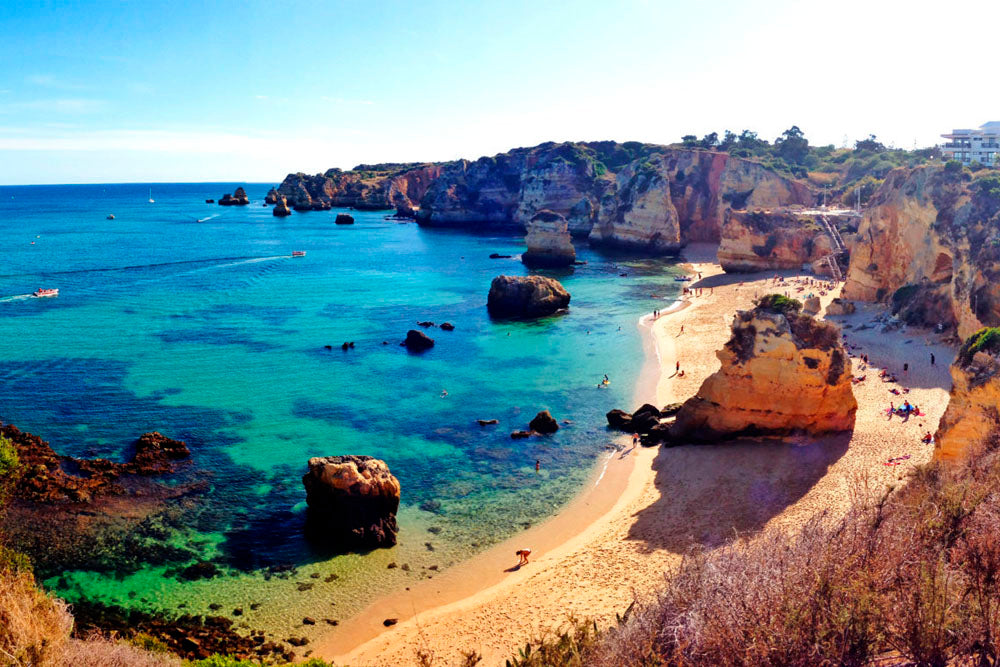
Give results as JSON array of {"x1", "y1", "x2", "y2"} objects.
[
  {"x1": 959, "y1": 327, "x2": 1000, "y2": 364},
  {"x1": 130, "y1": 632, "x2": 169, "y2": 654},
  {"x1": 0, "y1": 434, "x2": 18, "y2": 479},
  {"x1": 755, "y1": 294, "x2": 802, "y2": 315},
  {"x1": 0, "y1": 546, "x2": 32, "y2": 574},
  {"x1": 944, "y1": 160, "x2": 964, "y2": 174}
]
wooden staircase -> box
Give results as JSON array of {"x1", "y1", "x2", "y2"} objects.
[{"x1": 817, "y1": 215, "x2": 846, "y2": 281}]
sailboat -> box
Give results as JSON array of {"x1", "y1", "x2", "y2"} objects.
[{"x1": 148, "y1": 188, "x2": 155, "y2": 204}]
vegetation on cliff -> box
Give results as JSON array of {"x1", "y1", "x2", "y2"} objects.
[{"x1": 677, "y1": 126, "x2": 940, "y2": 207}]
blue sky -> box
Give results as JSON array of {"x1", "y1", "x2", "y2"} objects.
[{"x1": 2, "y1": 0, "x2": 999, "y2": 184}]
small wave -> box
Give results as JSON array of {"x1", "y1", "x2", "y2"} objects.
[
  {"x1": 0, "y1": 294, "x2": 35, "y2": 303},
  {"x1": 0, "y1": 255, "x2": 278, "y2": 279}
]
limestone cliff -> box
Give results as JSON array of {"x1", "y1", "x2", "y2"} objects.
[
  {"x1": 718, "y1": 208, "x2": 858, "y2": 273},
  {"x1": 590, "y1": 158, "x2": 683, "y2": 253},
  {"x1": 843, "y1": 166, "x2": 1000, "y2": 337},
  {"x1": 277, "y1": 163, "x2": 442, "y2": 213},
  {"x1": 670, "y1": 297, "x2": 857, "y2": 442},
  {"x1": 522, "y1": 209, "x2": 576, "y2": 268},
  {"x1": 935, "y1": 329, "x2": 1000, "y2": 461}
]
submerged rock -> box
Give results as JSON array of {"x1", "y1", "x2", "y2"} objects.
[
  {"x1": 668, "y1": 295, "x2": 857, "y2": 442},
  {"x1": 486, "y1": 275, "x2": 570, "y2": 319},
  {"x1": 335, "y1": 213, "x2": 355, "y2": 225},
  {"x1": 302, "y1": 455, "x2": 401, "y2": 550},
  {"x1": 522, "y1": 209, "x2": 576, "y2": 268}
]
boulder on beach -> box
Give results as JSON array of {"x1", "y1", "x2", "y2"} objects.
[
  {"x1": 826, "y1": 298, "x2": 856, "y2": 316},
  {"x1": 528, "y1": 410, "x2": 559, "y2": 434},
  {"x1": 630, "y1": 404, "x2": 662, "y2": 433},
  {"x1": 802, "y1": 295, "x2": 821, "y2": 316},
  {"x1": 403, "y1": 329, "x2": 435, "y2": 352},
  {"x1": 302, "y1": 455, "x2": 400, "y2": 550},
  {"x1": 486, "y1": 275, "x2": 570, "y2": 319},
  {"x1": 606, "y1": 409, "x2": 633, "y2": 431},
  {"x1": 335, "y1": 213, "x2": 355, "y2": 225}
]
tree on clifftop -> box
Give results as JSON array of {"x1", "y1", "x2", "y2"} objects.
[{"x1": 775, "y1": 125, "x2": 809, "y2": 165}]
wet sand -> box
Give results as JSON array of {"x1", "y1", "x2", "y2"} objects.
[{"x1": 314, "y1": 243, "x2": 955, "y2": 666}]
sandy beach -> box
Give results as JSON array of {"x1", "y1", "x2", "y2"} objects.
[{"x1": 316, "y1": 243, "x2": 955, "y2": 666}]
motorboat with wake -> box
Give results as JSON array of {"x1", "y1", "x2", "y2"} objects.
[
  {"x1": 291, "y1": 251, "x2": 306, "y2": 257},
  {"x1": 32, "y1": 288, "x2": 58, "y2": 298}
]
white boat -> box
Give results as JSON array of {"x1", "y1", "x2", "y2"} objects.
[
  {"x1": 148, "y1": 188, "x2": 155, "y2": 204},
  {"x1": 32, "y1": 288, "x2": 58, "y2": 298},
  {"x1": 291, "y1": 250, "x2": 306, "y2": 257}
]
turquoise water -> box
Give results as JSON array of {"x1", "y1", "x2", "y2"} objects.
[{"x1": 0, "y1": 183, "x2": 680, "y2": 636}]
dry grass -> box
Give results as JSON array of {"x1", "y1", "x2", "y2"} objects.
[
  {"x1": 58, "y1": 635, "x2": 180, "y2": 666},
  {"x1": 585, "y1": 433, "x2": 1000, "y2": 666},
  {"x1": 0, "y1": 566, "x2": 73, "y2": 665}
]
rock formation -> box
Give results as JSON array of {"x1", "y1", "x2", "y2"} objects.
[
  {"x1": 335, "y1": 213, "x2": 355, "y2": 225},
  {"x1": 277, "y1": 163, "x2": 442, "y2": 212},
  {"x1": 272, "y1": 197, "x2": 291, "y2": 217},
  {"x1": 842, "y1": 165, "x2": 1000, "y2": 337},
  {"x1": 264, "y1": 188, "x2": 280, "y2": 204},
  {"x1": 935, "y1": 328, "x2": 1000, "y2": 460},
  {"x1": 403, "y1": 329, "x2": 434, "y2": 351},
  {"x1": 219, "y1": 187, "x2": 250, "y2": 206},
  {"x1": 826, "y1": 298, "x2": 856, "y2": 316},
  {"x1": 668, "y1": 296, "x2": 857, "y2": 442},
  {"x1": 528, "y1": 410, "x2": 559, "y2": 434},
  {"x1": 302, "y1": 455, "x2": 400, "y2": 550},
  {"x1": 590, "y1": 158, "x2": 683, "y2": 253},
  {"x1": 486, "y1": 275, "x2": 570, "y2": 319},
  {"x1": 718, "y1": 208, "x2": 858, "y2": 273},
  {"x1": 522, "y1": 209, "x2": 576, "y2": 268}
]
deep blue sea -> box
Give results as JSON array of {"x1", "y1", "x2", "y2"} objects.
[{"x1": 0, "y1": 182, "x2": 681, "y2": 634}]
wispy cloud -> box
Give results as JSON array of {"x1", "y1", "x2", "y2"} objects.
[
  {"x1": 0, "y1": 98, "x2": 106, "y2": 114},
  {"x1": 320, "y1": 96, "x2": 375, "y2": 106},
  {"x1": 25, "y1": 74, "x2": 91, "y2": 91}
]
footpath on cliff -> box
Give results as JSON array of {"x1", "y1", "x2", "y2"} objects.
[{"x1": 315, "y1": 243, "x2": 956, "y2": 667}]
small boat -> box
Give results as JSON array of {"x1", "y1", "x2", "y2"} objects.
[
  {"x1": 32, "y1": 288, "x2": 59, "y2": 298},
  {"x1": 148, "y1": 188, "x2": 155, "y2": 204},
  {"x1": 291, "y1": 251, "x2": 306, "y2": 257},
  {"x1": 107, "y1": 214, "x2": 115, "y2": 220}
]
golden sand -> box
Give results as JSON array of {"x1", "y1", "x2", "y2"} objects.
[{"x1": 314, "y1": 244, "x2": 955, "y2": 666}]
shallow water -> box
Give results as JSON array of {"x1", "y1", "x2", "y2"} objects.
[{"x1": 0, "y1": 183, "x2": 681, "y2": 638}]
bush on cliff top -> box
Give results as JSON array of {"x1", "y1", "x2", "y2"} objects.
[
  {"x1": 959, "y1": 327, "x2": 1000, "y2": 365},
  {"x1": 754, "y1": 293, "x2": 802, "y2": 315}
]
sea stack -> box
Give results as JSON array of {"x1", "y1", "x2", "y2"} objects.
[
  {"x1": 935, "y1": 328, "x2": 1000, "y2": 461},
  {"x1": 272, "y1": 197, "x2": 292, "y2": 217},
  {"x1": 302, "y1": 455, "x2": 401, "y2": 550},
  {"x1": 669, "y1": 295, "x2": 857, "y2": 442},
  {"x1": 219, "y1": 187, "x2": 250, "y2": 206},
  {"x1": 486, "y1": 275, "x2": 570, "y2": 319},
  {"x1": 264, "y1": 188, "x2": 280, "y2": 204},
  {"x1": 522, "y1": 209, "x2": 575, "y2": 268}
]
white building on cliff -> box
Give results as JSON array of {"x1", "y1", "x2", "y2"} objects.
[{"x1": 941, "y1": 122, "x2": 1000, "y2": 165}]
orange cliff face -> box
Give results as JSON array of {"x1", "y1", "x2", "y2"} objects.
[
  {"x1": 842, "y1": 165, "x2": 1000, "y2": 339},
  {"x1": 669, "y1": 302, "x2": 857, "y2": 442},
  {"x1": 934, "y1": 337, "x2": 1000, "y2": 461}
]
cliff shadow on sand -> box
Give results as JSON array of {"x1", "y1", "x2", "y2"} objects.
[{"x1": 627, "y1": 432, "x2": 851, "y2": 553}]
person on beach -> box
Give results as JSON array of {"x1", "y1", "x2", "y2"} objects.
[
  {"x1": 931, "y1": 353, "x2": 935, "y2": 366},
  {"x1": 903, "y1": 362, "x2": 909, "y2": 374},
  {"x1": 676, "y1": 361, "x2": 680, "y2": 373},
  {"x1": 632, "y1": 433, "x2": 639, "y2": 447},
  {"x1": 680, "y1": 325, "x2": 684, "y2": 335},
  {"x1": 516, "y1": 549, "x2": 531, "y2": 566}
]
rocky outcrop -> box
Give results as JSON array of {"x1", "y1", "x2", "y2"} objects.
[
  {"x1": 528, "y1": 410, "x2": 559, "y2": 434},
  {"x1": 486, "y1": 275, "x2": 570, "y2": 319},
  {"x1": 335, "y1": 213, "x2": 355, "y2": 225},
  {"x1": 842, "y1": 165, "x2": 1000, "y2": 337},
  {"x1": 219, "y1": 187, "x2": 249, "y2": 206},
  {"x1": 935, "y1": 329, "x2": 1000, "y2": 461},
  {"x1": 277, "y1": 163, "x2": 442, "y2": 212},
  {"x1": 302, "y1": 455, "x2": 400, "y2": 550},
  {"x1": 403, "y1": 329, "x2": 434, "y2": 351},
  {"x1": 826, "y1": 298, "x2": 856, "y2": 316},
  {"x1": 718, "y1": 208, "x2": 858, "y2": 273},
  {"x1": 272, "y1": 197, "x2": 291, "y2": 217},
  {"x1": 522, "y1": 209, "x2": 576, "y2": 268},
  {"x1": 668, "y1": 297, "x2": 857, "y2": 442},
  {"x1": 1, "y1": 424, "x2": 190, "y2": 504},
  {"x1": 264, "y1": 188, "x2": 279, "y2": 204},
  {"x1": 591, "y1": 158, "x2": 683, "y2": 253}
]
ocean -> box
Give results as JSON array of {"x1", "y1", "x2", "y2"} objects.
[{"x1": 0, "y1": 182, "x2": 681, "y2": 636}]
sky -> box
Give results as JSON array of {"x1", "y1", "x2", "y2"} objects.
[{"x1": 2, "y1": 0, "x2": 999, "y2": 184}]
